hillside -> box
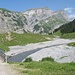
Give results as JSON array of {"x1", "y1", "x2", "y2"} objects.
[
  {"x1": 52, "y1": 19, "x2": 75, "y2": 38},
  {"x1": 0, "y1": 33, "x2": 52, "y2": 51},
  {"x1": 60, "y1": 19, "x2": 75, "y2": 34},
  {"x1": 0, "y1": 7, "x2": 68, "y2": 34}
]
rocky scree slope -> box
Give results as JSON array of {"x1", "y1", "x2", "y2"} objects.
[{"x1": 0, "y1": 7, "x2": 68, "y2": 34}]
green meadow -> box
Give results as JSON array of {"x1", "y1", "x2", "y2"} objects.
[
  {"x1": 0, "y1": 33, "x2": 52, "y2": 51},
  {"x1": 12, "y1": 60, "x2": 75, "y2": 75},
  {"x1": 0, "y1": 31, "x2": 75, "y2": 51}
]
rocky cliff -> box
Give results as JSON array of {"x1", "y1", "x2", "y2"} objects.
[{"x1": 0, "y1": 7, "x2": 68, "y2": 34}]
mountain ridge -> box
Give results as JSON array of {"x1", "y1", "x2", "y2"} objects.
[{"x1": 0, "y1": 7, "x2": 69, "y2": 34}]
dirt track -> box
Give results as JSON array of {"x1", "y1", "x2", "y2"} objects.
[{"x1": 0, "y1": 60, "x2": 22, "y2": 75}]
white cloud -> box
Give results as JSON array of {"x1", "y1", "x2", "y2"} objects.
[
  {"x1": 68, "y1": 14, "x2": 75, "y2": 20},
  {"x1": 64, "y1": 7, "x2": 75, "y2": 20},
  {"x1": 64, "y1": 7, "x2": 74, "y2": 13}
]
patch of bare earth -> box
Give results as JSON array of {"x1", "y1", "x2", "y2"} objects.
[{"x1": 0, "y1": 60, "x2": 23, "y2": 75}]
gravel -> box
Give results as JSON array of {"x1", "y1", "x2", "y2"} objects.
[{"x1": 5, "y1": 38, "x2": 75, "y2": 63}]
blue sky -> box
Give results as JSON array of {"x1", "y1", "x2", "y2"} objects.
[{"x1": 0, "y1": 0, "x2": 75, "y2": 19}]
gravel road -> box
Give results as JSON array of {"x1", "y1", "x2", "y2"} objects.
[{"x1": 6, "y1": 38, "x2": 75, "y2": 63}]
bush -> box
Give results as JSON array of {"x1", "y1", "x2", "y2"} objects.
[
  {"x1": 24, "y1": 57, "x2": 33, "y2": 62},
  {"x1": 67, "y1": 42, "x2": 75, "y2": 47},
  {"x1": 41, "y1": 57, "x2": 54, "y2": 62}
]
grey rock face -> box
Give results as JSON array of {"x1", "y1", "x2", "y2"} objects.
[{"x1": 0, "y1": 8, "x2": 68, "y2": 34}]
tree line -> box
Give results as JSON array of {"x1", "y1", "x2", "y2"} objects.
[{"x1": 60, "y1": 19, "x2": 75, "y2": 34}]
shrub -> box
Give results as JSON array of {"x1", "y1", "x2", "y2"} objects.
[
  {"x1": 24, "y1": 57, "x2": 33, "y2": 62},
  {"x1": 19, "y1": 63, "x2": 24, "y2": 65},
  {"x1": 67, "y1": 42, "x2": 75, "y2": 47},
  {"x1": 41, "y1": 57, "x2": 54, "y2": 62}
]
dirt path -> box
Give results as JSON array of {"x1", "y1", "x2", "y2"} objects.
[{"x1": 0, "y1": 60, "x2": 23, "y2": 75}]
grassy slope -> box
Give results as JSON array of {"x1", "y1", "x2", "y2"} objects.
[
  {"x1": 0, "y1": 31, "x2": 75, "y2": 51},
  {"x1": 0, "y1": 33, "x2": 53, "y2": 51},
  {"x1": 61, "y1": 32, "x2": 75, "y2": 39},
  {"x1": 53, "y1": 30, "x2": 75, "y2": 39},
  {"x1": 13, "y1": 61, "x2": 75, "y2": 75}
]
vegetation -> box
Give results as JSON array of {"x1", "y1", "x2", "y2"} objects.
[
  {"x1": 13, "y1": 61, "x2": 75, "y2": 75},
  {"x1": 0, "y1": 32, "x2": 51, "y2": 51},
  {"x1": 43, "y1": 24, "x2": 52, "y2": 33},
  {"x1": 60, "y1": 32, "x2": 75, "y2": 39},
  {"x1": 0, "y1": 8, "x2": 11, "y2": 12},
  {"x1": 53, "y1": 30, "x2": 75, "y2": 39},
  {"x1": 41, "y1": 57, "x2": 54, "y2": 62},
  {"x1": 60, "y1": 19, "x2": 75, "y2": 34},
  {"x1": 0, "y1": 30, "x2": 75, "y2": 51},
  {"x1": 24, "y1": 57, "x2": 33, "y2": 62},
  {"x1": 68, "y1": 42, "x2": 75, "y2": 47},
  {"x1": 52, "y1": 19, "x2": 75, "y2": 39},
  {"x1": 0, "y1": 45, "x2": 9, "y2": 51},
  {"x1": 33, "y1": 24, "x2": 41, "y2": 31}
]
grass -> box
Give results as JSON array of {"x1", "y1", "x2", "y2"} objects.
[
  {"x1": 0, "y1": 31, "x2": 75, "y2": 51},
  {"x1": 24, "y1": 57, "x2": 33, "y2": 62},
  {"x1": 53, "y1": 30, "x2": 75, "y2": 39},
  {"x1": 13, "y1": 61, "x2": 75, "y2": 75},
  {"x1": 67, "y1": 42, "x2": 75, "y2": 47},
  {"x1": 0, "y1": 45, "x2": 9, "y2": 51},
  {"x1": 0, "y1": 32, "x2": 52, "y2": 51},
  {"x1": 53, "y1": 30, "x2": 61, "y2": 36},
  {"x1": 41, "y1": 57, "x2": 54, "y2": 62},
  {"x1": 61, "y1": 32, "x2": 75, "y2": 39}
]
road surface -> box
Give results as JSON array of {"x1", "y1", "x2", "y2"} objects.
[{"x1": 6, "y1": 39, "x2": 75, "y2": 62}]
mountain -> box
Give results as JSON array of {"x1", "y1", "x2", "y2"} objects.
[
  {"x1": 60, "y1": 19, "x2": 75, "y2": 34},
  {"x1": 0, "y1": 7, "x2": 69, "y2": 34}
]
